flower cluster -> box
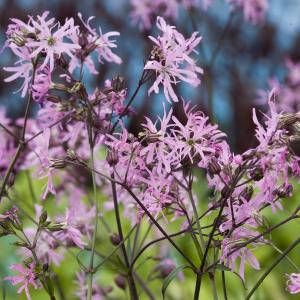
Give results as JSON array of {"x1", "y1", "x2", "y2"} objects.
[
  {"x1": 0, "y1": 8, "x2": 299, "y2": 300},
  {"x1": 145, "y1": 17, "x2": 203, "y2": 102},
  {"x1": 257, "y1": 58, "x2": 300, "y2": 113},
  {"x1": 130, "y1": 0, "x2": 268, "y2": 29}
]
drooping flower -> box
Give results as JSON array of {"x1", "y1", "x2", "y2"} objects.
[
  {"x1": 3, "y1": 46, "x2": 33, "y2": 97},
  {"x1": 145, "y1": 16, "x2": 203, "y2": 102},
  {"x1": 5, "y1": 263, "x2": 38, "y2": 300},
  {"x1": 220, "y1": 227, "x2": 261, "y2": 280},
  {"x1": 77, "y1": 13, "x2": 122, "y2": 65},
  {"x1": 32, "y1": 65, "x2": 52, "y2": 104}
]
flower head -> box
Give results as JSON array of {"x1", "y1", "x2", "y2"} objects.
[
  {"x1": 5, "y1": 263, "x2": 38, "y2": 300},
  {"x1": 145, "y1": 16, "x2": 203, "y2": 102}
]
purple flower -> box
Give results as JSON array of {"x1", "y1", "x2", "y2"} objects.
[
  {"x1": 27, "y1": 14, "x2": 80, "y2": 71},
  {"x1": 5, "y1": 263, "x2": 38, "y2": 300},
  {"x1": 3, "y1": 46, "x2": 33, "y2": 97},
  {"x1": 286, "y1": 273, "x2": 300, "y2": 294},
  {"x1": 77, "y1": 13, "x2": 122, "y2": 65},
  {"x1": 145, "y1": 16, "x2": 203, "y2": 102},
  {"x1": 32, "y1": 66, "x2": 52, "y2": 104},
  {"x1": 227, "y1": 0, "x2": 268, "y2": 24}
]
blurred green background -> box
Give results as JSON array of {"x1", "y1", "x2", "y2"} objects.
[{"x1": 0, "y1": 172, "x2": 299, "y2": 299}]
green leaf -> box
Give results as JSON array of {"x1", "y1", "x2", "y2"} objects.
[{"x1": 162, "y1": 264, "x2": 192, "y2": 299}]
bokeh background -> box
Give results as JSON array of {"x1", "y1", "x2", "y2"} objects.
[{"x1": 0, "y1": 0, "x2": 299, "y2": 299}]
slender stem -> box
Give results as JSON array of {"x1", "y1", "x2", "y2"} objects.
[
  {"x1": 25, "y1": 170, "x2": 37, "y2": 205},
  {"x1": 111, "y1": 68, "x2": 150, "y2": 132},
  {"x1": 124, "y1": 187, "x2": 197, "y2": 270},
  {"x1": 0, "y1": 61, "x2": 38, "y2": 201},
  {"x1": 245, "y1": 237, "x2": 300, "y2": 300},
  {"x1": 188, "y1": 184, "x2": 205, "y2": 257},
  {"x1": 193, "y1": 274, "x2": 201, "y2": 300},
  {"x1": 0, "y1": 122, "x2": 19, "y2": 141},
  {"x1": 86, "y1": 125, "x2": 99, "y2": 300},
  {"x1": 133, "y1": 272, "x2": 155, "y2": 300},
  {"x1": 221, "y1": 271, "x2": 228, "y2": 300},
  {"x1": 111, "y1": 174, "x2": 139, "y2": 300}
]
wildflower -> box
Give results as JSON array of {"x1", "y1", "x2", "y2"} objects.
[
  {"x1": 145, "y1": 16, "x2": 203, "y2": 102},
  {"x1": 32, "y1": 66, "x2": 52, "y2": 104},
  {"x1": 220, "y1": 228, "x2": 261, "y2": 280},
  {"x1": 27, "y1": 15, "x2": 80, "y2": 71},
  {"x1": 286, "y1": 273, "x2": 300, "y2": 294},
  {"x1": 227, "y1": 0, "x2": 268, "y2": 24},
  {"x1": 168, "y1": 102, "x2": 226, "y2": 164},
  {"x1": 3, "y1": 46, "x2": 33, "y2": 97},
  {"x1": 77, "y1": 13, "x2": 122, "y2": 65},
  {"x1": 5, "y1": 263, "x2": 38, "y2": 300}
]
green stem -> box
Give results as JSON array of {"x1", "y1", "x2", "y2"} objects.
[
  {"x1": 111, "y1": 174, "x2": 139, "y2": 300},
  {"x1": 245, "y1": 237, "x2": 300, "y2": 300},
  {"x1": 86, "y1": 125, "x2": 99, "y2": 300}
]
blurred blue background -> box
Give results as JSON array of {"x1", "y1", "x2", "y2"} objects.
[{"x1": 0, "y1": 0, "x2": 299, "y2": 152}]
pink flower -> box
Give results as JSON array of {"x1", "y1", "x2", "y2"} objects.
[
  {"x1": 140, "y1": 105, "x2": 174, "y2": 172},
  {"x1": 77, "y1": 13, "x2": 122, "y2": 65},
  {"x1": 3, "y1": 46, "x2": 33, "y2": 97},
  {"x1": 5, "y1": 263, "x2": 38, "y2": 300},
  {"x1": 32, "y1": 66, "x2": 52, "y2": 104},
  {"x1": 220, "y1": 228, "x2": 261, "y2": 280},
  {"x1": 145, "y1": 16, "x2": 203, "y2": 102},
  {"x1": 227, "y1": 0, "x2": 268, "y2": 24},
  {"x1": 130, "y1": 0, "x2": 179, "y2": 30},
  {"x1": 168, "y1": 102, "x2": 226, "y2": 164},
  {"x1": 27, "y1": 14, "x2": 80, "y2": 71},
  {"x1": 286, "y1": 273, "x2": 300, "y2": 294},
  {"x1": 55, "y1": 205, "x2": 88, "y2": 249}
]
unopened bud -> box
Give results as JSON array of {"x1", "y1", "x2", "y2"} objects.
[
  {"x1": 106, "y1": 150, "x2": 119, "y2": 166},
  {"x1": 49, "y1": 158, "x2": 66, "y2": 169},
  {"x1": 240, "y1": 185, "x2": 254, "y2": 202},
  {"x1": 66, "y1": 149, "x2": 77, "y2": 161},
  {"x1": 110, "y1": 233, "x2": 121, "y2": 245},
  {"x1": 249, "y1": 167, "x2": 264, "y2": 181},
  {"x1": 11, "y1": 34, "x2": 26, "y2": 47},
  {"x1": 111, "y1": 76, "x2": 125, "y2": 92},
  {"x1": 208, "y1": 158, "x2": 221, "y2": 175},
  {"x1": 157, "y1": 259, "x2": 176, "y2": 278},
  {"x1": 273, "y1": 184, "x2": 293, "y2": 198},
  {"x1": 114, "y1": 275, "x2": 127, "y2": 290},
  {"x1": 39, "y1": 211, "x2": 48, "y2": 225}
]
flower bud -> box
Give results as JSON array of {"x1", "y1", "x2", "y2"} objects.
[
  {"x1": 273, "y1": 184, "x2": 293, "y2": 198},
  {"x1": 221, "y1": 185, "x2": 231, "y2": 198},
  {"x1": 11, "y1": 34, "x2": 26, "y2": 47},
  {"x1": 114, "y1": 275, "x2": 127, "y2": 290},
  {"x1": 249, "y1": 167, "x2": 264, "y2": 181},
  {"x1": 208, "y1": 157, "x2": 221, "y2": 175},
  {"x1": 240, "y1": 185, "x2": 254, "y2": 202},
  {"x1": 111, "y1": 76, "x2": 125, "y2": 92},
  {"x1": 106, "y1": 150, "x2": 119, "y2": 166},
  {"x1": 66, "y1": 149, "x2": 77, "y2": 161},
  {"x1": 39, "y1": 211, "x2": 48, "y2": 226},
  {"x1": 110, "y1": 233, "x2": 121, "y2": 245},
  {"x1": 156, "y1": 259, "x2": 176, "y2": 278},
  {"x1": 49, "y1": 158, "x2": 66, "y2": 169}
]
